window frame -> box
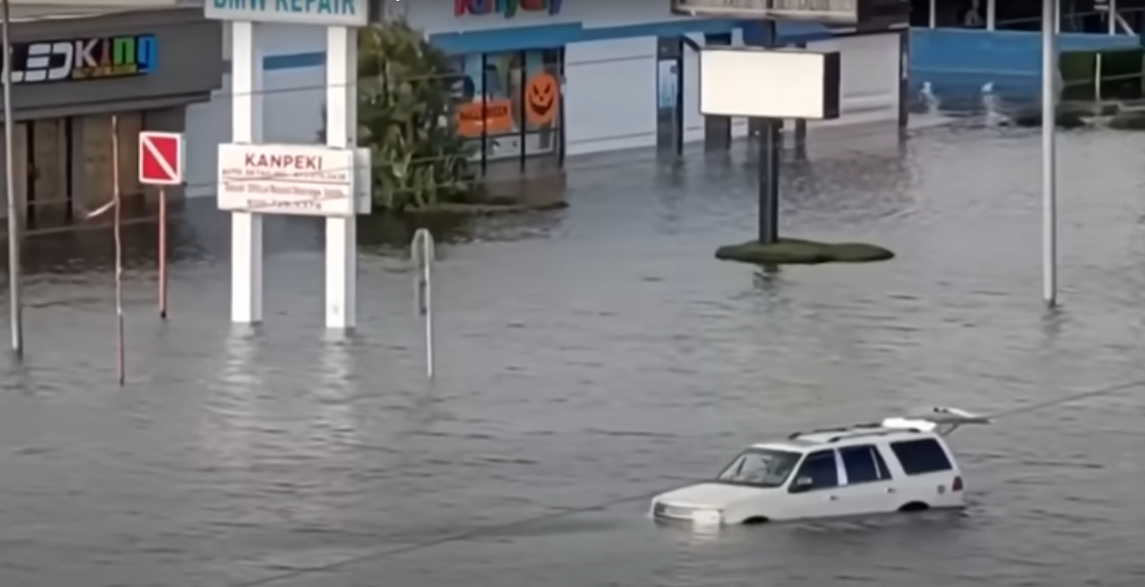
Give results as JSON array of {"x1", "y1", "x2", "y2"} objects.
[
  {"x1": 889, "y1": 438, "x2": 955, "y2": 476},
  {"x1": 839, "y1": 443, "x2": 894, "y2": 485},
  {"x1": 787, "y1": 448, "x2": 841, "y2": 493}
]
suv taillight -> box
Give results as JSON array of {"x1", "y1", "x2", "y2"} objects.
[{"x1": 952, "y1": 476, "x2": 964, "y2": 491}]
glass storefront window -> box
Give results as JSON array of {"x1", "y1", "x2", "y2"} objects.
[{"x1": 451, "y1": 48, "x2": 563, "y2": 171}]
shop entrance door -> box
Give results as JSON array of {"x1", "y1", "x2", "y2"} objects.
[
  {"x1": 0, "y1": 122, "x2": 29, "y2": 224},
  {"x1": 27, "y1": 118, "x2": 69, "y2": 228},
  {"x1": 80, "y1": 113, "x2": 143, "y2": 216}
]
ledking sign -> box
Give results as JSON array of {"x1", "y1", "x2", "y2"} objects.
[
  {"x1": 7, "y1": 34, "x2": 157, "y2": 84},
  {"x1": 207, "y1": 0, "x2": 367, "y2": 26}
]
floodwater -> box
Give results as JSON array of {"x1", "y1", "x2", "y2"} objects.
[{"x1": 4, "y1": 123, "x2": 1145, "y2": 587}]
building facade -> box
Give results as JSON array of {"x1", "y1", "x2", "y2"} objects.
[
  {"x1": 908, "y1": 0, "x2": 1143, "y2": 105},
  {"x1": 182, "y1": 0, "x2": 906, "y2": 198},
  {"x1": 3, "y1": 4, "x2": 222, "y2": 226}
]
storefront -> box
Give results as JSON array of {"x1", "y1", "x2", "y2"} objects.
[
  {"x1": 4, "y1": 5, "x2": 222, "y2": 230},
  {"x1": 186, "y1": 0, "x2": 754, "y2": 195},
  {"x1": 908, "y1": 0, "x2": 1141, "y2": 105},
  {"x1": 181, "y1": 0, "x2": 905, "y2": 196}
]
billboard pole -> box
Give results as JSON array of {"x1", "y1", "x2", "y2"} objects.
[
  {"x1": 758, "y1": 19, "x2": 781, "y2": 245},
  {"x1": 1041, "y1": 0, "x2": 1058, "y2": 307}
]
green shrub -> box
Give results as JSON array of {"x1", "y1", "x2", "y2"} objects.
[{"x1": 356, "y1": 18, "x2": 479, "y2": 212}]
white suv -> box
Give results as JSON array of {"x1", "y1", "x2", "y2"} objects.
[{"x1": 650, "y1": 407, "x2": 989, "y2": 525}]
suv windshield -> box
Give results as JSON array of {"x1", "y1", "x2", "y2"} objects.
[{"x1": 716, "y1": 448, "x2": 803, "y2": 488}]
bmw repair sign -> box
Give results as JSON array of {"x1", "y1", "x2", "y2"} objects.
[
  {"x1": 8, "y1": 34, "x2": 157, "y2": 84},
  {"x1": 206, "y1": 0, "x2": 367, "y2": 27}
]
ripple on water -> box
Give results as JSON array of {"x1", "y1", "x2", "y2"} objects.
[{"x1": 0, "y1": 127, "x2": 1144, "y2": 586}]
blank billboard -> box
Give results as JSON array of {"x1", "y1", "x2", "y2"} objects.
[{"x1": 699, "y1": 48, "x2": 840, "y2": 120}]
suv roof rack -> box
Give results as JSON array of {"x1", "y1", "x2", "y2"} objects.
[
  {"x1": 825, "y1": 427, "x2": 923, "y2": 443},
  {"x1": 787, "y1": 422, "x2": 883, "y2": 440},
  {"x1": 787, "y1": 406, "x2": 991, "y2": 442}
]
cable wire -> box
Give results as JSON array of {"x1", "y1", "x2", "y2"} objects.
[
  {"x1": 221, "y1": 488, "x2": 663, "y2": 587},
  {"x1": 23, "y1": 47, "x2": 752, "y2": 219},
  {"x1": 214, "y1": 376, "x2": 1145, "y2": 587},
  {"x1": 983, "y1": 377, "x2": 1145, "y2": 420}
]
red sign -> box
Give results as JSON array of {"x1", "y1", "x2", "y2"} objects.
[{"x1": 139, "y1": 131, "x2": 184, "y2": 185}]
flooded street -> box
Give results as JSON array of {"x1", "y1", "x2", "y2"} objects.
[{"x1": 4, "y1": 125, "x2": 1145, "y2": 586}]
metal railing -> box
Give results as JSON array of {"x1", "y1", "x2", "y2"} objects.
[
  {"x1": 411, "y1": 229, "x2": 435, "y2": 379},
  {"x1": 994, "y1": 7, "x2": 1142, "y2": 33},
  {"x1": 925, "y1": 2, "x2": 1145, "y2": 34}
]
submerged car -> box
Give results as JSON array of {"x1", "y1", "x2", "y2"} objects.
[{"x1": 650, "y1": 407, "x2": 990, "y2": 525}]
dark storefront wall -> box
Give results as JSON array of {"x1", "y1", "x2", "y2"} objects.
[
  {"x1": 0, "y1": 8, "x2": 223, "y2": 229},
  {"x1": 9, "y1": 7, "x2": 223, "y2": 120}
]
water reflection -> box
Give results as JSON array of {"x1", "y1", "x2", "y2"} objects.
[
  {"x1": 6, "y1": 126, "x2": 1145, "y2": 586},
  {"x1": 198, "y1": 328, "x2": 266, "y2": 470},
  {"x1": 315, "y1": 331, "x2": 361, "y2": 449}
]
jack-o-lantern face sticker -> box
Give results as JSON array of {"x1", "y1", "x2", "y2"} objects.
[{"x1": 524, "y1": 72, "x2": 559, "y2": 126}]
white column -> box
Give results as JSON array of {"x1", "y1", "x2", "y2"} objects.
[
  {"x1": 1108, "y1": 0, "x2": 1117, "y2": 34},
  {"x1": 928, "y1": 0, "x2": 936, "y2": 28},
  {"x1": 324, "y1": 26, "x2": 357, "y2": 329},
  {"x1": 230, "y1": 20, "x2": 264, "y2": 324},
  {"x1": 986, "y1": 0, "x2": 996, "y2": 29}
]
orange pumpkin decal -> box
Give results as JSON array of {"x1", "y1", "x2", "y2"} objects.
[{"x1": 524, "y1": 72, "x2": 559, "y2": 126}]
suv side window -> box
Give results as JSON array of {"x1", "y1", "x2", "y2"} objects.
[
  {"x1": 790, "y1": 449, "x2": 838, "y2": 491},
  {"x1": 889, "y1": 438, "x2": 953, "y2": 475},
  {"x1": 840, "y1": 444, "x2": 892, "y2": 484}
]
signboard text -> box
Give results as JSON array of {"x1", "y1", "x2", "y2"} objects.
[
  {"x1": 455, "y1": 0, "x2": 563, "y2": 18},
  {"x1": 5, "y1": 35, "x2": 156, "y2": 84},
  {"x1": 217, "y1": 143, "x2": 369, "y2": 218},
  {"x1": 207, "y1": 0, "x2": 366, "y2": 26}
]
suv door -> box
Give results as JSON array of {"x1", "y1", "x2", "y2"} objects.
[
  {"x1": 783, "y1": 449, "x2": 849, "y2": 519},
  {"x1": 836, "y1": 444, "x2": 899, "y2": 515}
]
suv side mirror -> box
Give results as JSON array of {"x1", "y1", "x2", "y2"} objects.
[{"x1": 788, "y1": 476, "x2": 813, "y2": 493}]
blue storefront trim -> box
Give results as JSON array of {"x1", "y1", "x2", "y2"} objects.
[
  {"x1": 910, "y1": 27, "x2": 1138, "y2": 105},
  {"x1": 233, "y1": 22, "x2": 1140, "y2": 108},
  {"x1": 226, "y1": 18, "x2": 834, "y2": 72}
]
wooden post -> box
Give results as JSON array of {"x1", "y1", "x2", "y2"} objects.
[{"x1": 111, "y1": 115, "x2": 124, "y2": 385}]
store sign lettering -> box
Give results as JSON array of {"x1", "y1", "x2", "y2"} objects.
[
  {"x1": 455, "y1": 0, "x2": 562, "y2": 18},
  {"x1": 5, "y1": 34, "x2": 157, "y2": 84}
]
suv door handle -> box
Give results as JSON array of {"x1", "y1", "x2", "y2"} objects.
[
  {"x1": 885, "y1": 487, "x2": 896, "y2": 493},
  {"x1": 827, "y1": 494, "x2": 838, "y2": 501}
]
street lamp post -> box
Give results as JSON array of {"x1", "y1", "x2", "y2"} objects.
[
  {"x1": 2, "y1": 0, "x2": 22, "y2": 353},
  {"x1": 1042, "y1": 0, "x2": 1058, "y2": 308}
]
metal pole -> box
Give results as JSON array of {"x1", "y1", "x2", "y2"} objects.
[
  {"x1": 757, "y1": 19, "x2": 781, "y2": 245},
  {"x1": 2, "y1": 0, "x2": 22, "y2": 356},
  {"x1": 112, "y1": 115, "x2": 124, "y2": 384},
  {"x1": 1042, "y1": 0, "x2": 1058, "y2": 307},
  {"x1": 758, "y1": 118, "x2": 781, "y2": 244},
  {"x1": 159, "y1": 187, "x2": 167, "y2": 319},
  {"x1": 412, "y1": 229, "x2": 434, "y2": 379},
  {"x1": 795, "y1": 42, "x2": 808, "y2": 157}
]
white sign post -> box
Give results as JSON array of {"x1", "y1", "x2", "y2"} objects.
[{"x1": 205, "y1": 0, "x2": 370, "y2": 330}]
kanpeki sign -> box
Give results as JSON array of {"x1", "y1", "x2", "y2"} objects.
[
  {"x1": 216, "y1": 143, "x2": 371, "y2": 217},
  {"x1": 455, "y1": 0, "x2": 562, "y2": 18},
  {"x1": 5, "y1": 34, "x2": 157, "y2": 84}
]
